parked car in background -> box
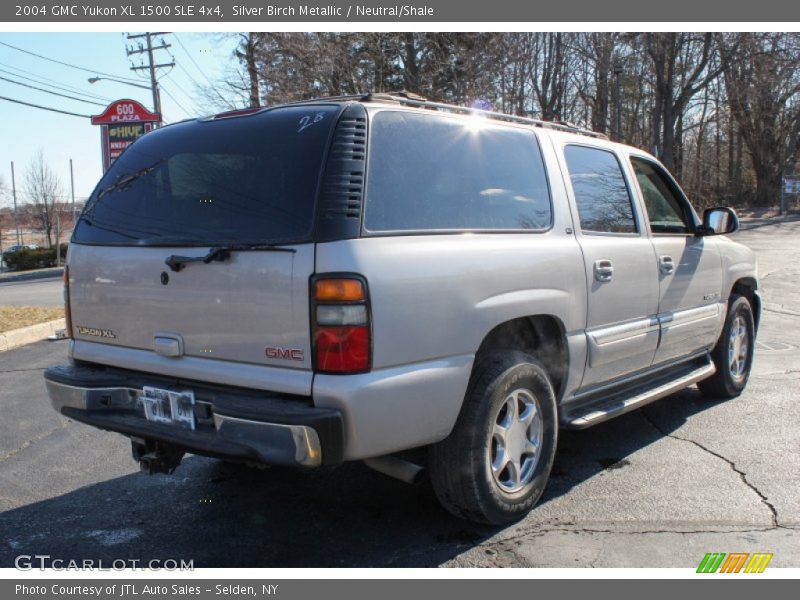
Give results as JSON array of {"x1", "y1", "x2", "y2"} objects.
[
  {"x1": 44, "y1": 93, "x2": 759, "y2": 524},
  {"x1": 0, "y1": 244, "x2": 39, "y2": 270}
]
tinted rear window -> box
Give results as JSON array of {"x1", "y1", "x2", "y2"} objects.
[
  {"x1": 364, "y1": 111, "x2": 551, "y2": 232},
  {"x1": 73, "y1": 106, "x2": 339, "y2": 245}
]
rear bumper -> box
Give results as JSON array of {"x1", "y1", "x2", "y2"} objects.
[{"x1": 44, "y1": 364, "x2": 344, "y2": 467}]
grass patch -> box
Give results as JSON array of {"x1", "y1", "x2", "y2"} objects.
[{"x1": 0, "y1": 306, "x2": 65, "y2": 333}]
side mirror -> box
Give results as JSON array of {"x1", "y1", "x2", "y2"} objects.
[{"x1": 700, "y1": 207, "x2": 739, "y2": 235}]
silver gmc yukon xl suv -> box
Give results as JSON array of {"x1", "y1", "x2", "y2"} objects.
[{"x1": 45, "y1": 93, "x2": 759, "y2": 524}]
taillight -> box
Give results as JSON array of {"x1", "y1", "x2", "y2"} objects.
[
  {"x1": 63, "y1": 265, "x2": 73, "y2": 339},
  {"x1": 312, "y1": 276, "x2": 370, "y2": 374}
]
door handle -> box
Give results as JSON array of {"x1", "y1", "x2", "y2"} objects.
[
  {"x1": 659, "y1": 255, "x2": 675, "y2": 274},
  {"x1": 593, "y1": 259, "x2": 614, "y2": 282}
]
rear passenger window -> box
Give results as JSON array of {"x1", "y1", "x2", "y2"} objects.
[
  {"x1": 564, "y1": 145, "x2": 637, "y2": 234},
  {"x1": 364, "y1": 111, "x2": 552, "y2": 232}
]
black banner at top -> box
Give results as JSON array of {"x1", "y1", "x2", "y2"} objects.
[{"x1": 2, "y1": 0, "x2": 800, "y2": 22}]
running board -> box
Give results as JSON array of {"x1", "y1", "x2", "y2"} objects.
[{"x1": 564, "y1": 360, "x2": 716, "y2": 429}]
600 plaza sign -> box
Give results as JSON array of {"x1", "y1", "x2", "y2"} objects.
[{"x1": 91, "y1": 99, "x2": 160, "y2": 172}]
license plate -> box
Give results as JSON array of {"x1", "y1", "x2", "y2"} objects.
[{"x1": 141, "y1": 386, "x2": 196, "y2": 430}]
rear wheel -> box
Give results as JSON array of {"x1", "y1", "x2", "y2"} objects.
[
  {"x1": 429, "y1": 351, "x2": 558, "y2": 525},
  {"x1": 698, "y1": 295, "x2": 755, "y2": 399}
]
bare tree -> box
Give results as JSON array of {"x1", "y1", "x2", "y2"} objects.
[
  {"x1": 572, "y1": 33, "x2": 619, "y2": 134},
  {"x1": 22, "y1": 150, "x2": 63, "y2": 249},
  {"x1": 644, "y1": 33, "x2": 721, "y2": 174},
  {"x1": 719, "y1": 32, "x2": 800, "y2": 206},
  {"x1": 235, "y1": 32, "x2": 262, "y2": 108}
]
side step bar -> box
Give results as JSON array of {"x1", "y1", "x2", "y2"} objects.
[{"x1": 564, "y1": 360, "x2": 716, "y2": 429}]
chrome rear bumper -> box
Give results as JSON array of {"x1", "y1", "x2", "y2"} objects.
[{"x1": 44, "y1": 365, "x2": 343, "y2": 468}]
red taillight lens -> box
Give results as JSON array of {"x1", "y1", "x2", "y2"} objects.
[
  {"x1": 63, "y1": 265, "x2": 73, "y2": 339},
  {"x1": 315, "y1": 326, "x2": 369, "y2": 373},
  {"x1": 312, "y1": 275, "x2": 371, "y2": 374}
]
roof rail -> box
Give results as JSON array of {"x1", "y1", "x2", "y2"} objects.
[{"x1": 292, "y1": 91, "x2": 608, "y2": 140}]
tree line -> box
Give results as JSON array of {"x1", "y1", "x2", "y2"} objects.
[{"x1": 215, "y1": 32, "x2": 800, "y2": 209}]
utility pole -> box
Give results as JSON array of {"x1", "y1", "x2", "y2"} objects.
[
  {"x1": 55, "y1": 199, "x2": 61, "y2": 267},
  {"x1": 126, "y1": 32, "x2": 174, "y2": 126},
  {"x1": 10, "y1": 161, "x2": 21, "y2": 245},
  {"x1": 69, "y1": 159, "x2": 76, "y2": 229}
]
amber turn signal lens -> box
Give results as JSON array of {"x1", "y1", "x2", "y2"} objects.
[{"x1": 314, "y1": 278, "x2": 365, "y2": 302}]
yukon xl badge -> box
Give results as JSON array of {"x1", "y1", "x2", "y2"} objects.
[
  {"x1": 76, "y1": 326, "x2": 117, "y2": 339},
  {"x1": 265, "y1": 346, "x2": 304, "y2": 361}
]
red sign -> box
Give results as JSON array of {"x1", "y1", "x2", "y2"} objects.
[
  {"x1": 91, "y1": 99, "x2": 160, "y2": 125},
  {"x1": 91, "y1": 99, "x2": 161, "y2": 172}
]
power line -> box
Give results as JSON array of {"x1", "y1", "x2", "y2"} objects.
[
  {"x1": 0, "y1": 75, "x2": 106, "y2": 106},
  {"x1": 173, "y1": 33, "x2": 232, "y2": 108},
  {"x1": 0, "y1": 62, "x2": 113, "y2": 102},
  {"x1": 159, "y1": 83, "x2": 191, "y2": 118},
  {"x1": 0, "y1": 95, "x2": 91, "y2": 118},
  {"x1": 0, "y1": 40, "x2": 143, "y2": 84},
  {"x1": 173, "y1": 34, "x2": 216, "y2": 88},
  {"x1": 165, "y1": 69, "x2": 197, "y2": 105}
]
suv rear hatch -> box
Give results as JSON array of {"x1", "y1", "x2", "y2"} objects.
[{"x1": 68, "y1": 105, "x2": 342, "y2": 392}]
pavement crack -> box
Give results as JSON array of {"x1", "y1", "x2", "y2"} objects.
[
  {"x1": 0, "y1": 367, "x2": 47, "y2": 374},
  {"x1": 0, "y1": 420, "x2": 70, "y2": 463},
  {"x1": 641, "y1": 411, "x2": 780, "y2": 529}
]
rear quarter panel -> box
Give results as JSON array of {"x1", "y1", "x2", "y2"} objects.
[{"x1": 313, "y1": 232, "x2": 586, "y2": 459}]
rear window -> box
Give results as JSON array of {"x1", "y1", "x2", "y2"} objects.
[
  {"x1": 364, "y1": 111, "x2": 552, "y2": 232},
  {"x1": 73, "y1": 106, "x2": 339, "y2": 245}
]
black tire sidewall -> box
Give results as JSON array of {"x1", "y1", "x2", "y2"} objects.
[
  {"x1": 719, "y1": 296, "x2": 756, "y2": 393},
  {"x1": 471, "y1": 354, "x2": 558, "y2": 522}
]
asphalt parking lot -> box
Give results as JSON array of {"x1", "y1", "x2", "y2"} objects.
[{"x1": 0, "y1": 218, "x2": 798, "y2": 568}]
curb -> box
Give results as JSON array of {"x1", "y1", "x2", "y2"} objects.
[
  {"x1": 0, "y1": 268, "x2": 64, "y2": 284},
  {"x1": 0, "y1": 319, "x2": 66, "y2": 353}
]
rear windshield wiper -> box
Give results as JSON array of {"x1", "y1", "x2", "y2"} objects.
[
  {"x1": 96, "y1": 161, "x2": 163, "y2": 201},
  {"x1": 165, "y1": 244, "x2": 297, "y2": 272}
]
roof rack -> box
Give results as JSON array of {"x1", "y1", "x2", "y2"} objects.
[{"x1": 293, "y1": 91, "x2": 608, "y2": 140}]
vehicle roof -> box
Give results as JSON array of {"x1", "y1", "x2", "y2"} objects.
[
  {"x1": 286, "y1": 92, "x2": 610, "y2": 140},
  {"x1": 197, "y1": 92, "x2": 658, "y2": 162}
]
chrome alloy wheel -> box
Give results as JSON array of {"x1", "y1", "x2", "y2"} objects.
[
  {"x1": 728, "y1": 315, "x2": 749, "y2": 382},
  {"x1": 490, "y1": 388, "x2": 543, "y2": 493}
]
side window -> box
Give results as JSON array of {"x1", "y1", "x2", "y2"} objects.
[
  {"x1": 630, "y1": 157, "x2": 692, "y2": 234},
  {"x1": 564, "y1": 145, "x2": 637, "y2": 234},
  {"x1": 364, "y1": 111, "x2": 552, "y2": 232}
]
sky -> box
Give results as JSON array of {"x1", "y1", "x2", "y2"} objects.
[{"x1": 0, "y1": 32, "x2": 241, "y2": 208}]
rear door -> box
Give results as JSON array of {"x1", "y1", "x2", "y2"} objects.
[
  {"x1": 560, "y1": 143, "x2": 660, "y2": 389},
  {"x1": 628, "y1": 155, "x2": 724, "y2": 365},
  {"x1": 68, "y1": 105, "x2": 341, "y2": 392}
]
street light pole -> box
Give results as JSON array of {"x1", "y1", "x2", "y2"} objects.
[
  {"x1": 10, "y1": 161, "x2": 21, "y2": 245},
  {"x1": 88, "y1": 76, "x2": 151, "y2": 90}
]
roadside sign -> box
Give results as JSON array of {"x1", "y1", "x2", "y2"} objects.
[{"x1": 91, "y1": 99, "x2": 160, "y2": 172}]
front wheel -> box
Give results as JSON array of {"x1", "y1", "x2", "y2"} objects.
[
  {"x1": 698, "y1": 295, "x2": 755, "y2": 399},
  {"x1": 429, "y1": 351, "x2": 558, "y2": 525}
]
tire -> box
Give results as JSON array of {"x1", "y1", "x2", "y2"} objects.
[
  {"x1": 429, "y1": 351, "x2": 558, "y2": 525},
  {"x1": 697, "y1": 295, "x2": 755, "y2": 399}
]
